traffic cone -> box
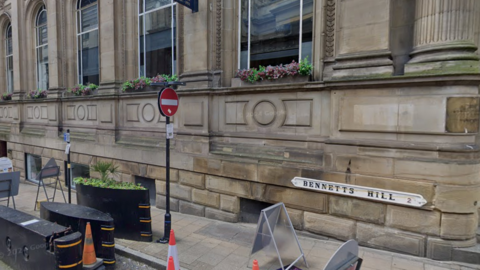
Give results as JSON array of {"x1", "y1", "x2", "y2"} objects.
[
  {"x1": 83, "y1": 222, "x2": 97, "y2": 265},
  {"x1": 167, "y1": 230, "x2": 180, "y2": 270},
  {"x1": 167, "y1": 256, "x2": 176, "y2": 270},
  {"x1": 252, "y1": 259, "x2": 259, "y2": 270}
]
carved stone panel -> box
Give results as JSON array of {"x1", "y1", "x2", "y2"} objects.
[
  {"x1": 218, "y1": 92, "x2": 322, "y2": 137},
  {"x1": 284, "y1": 100, "x2": 312, "y2": 127},
  {"x1": 184, "y1": 102, "x2": 204, "y2": 126},
  {"x1": 225, "y1": 101, "x2": 247, "y2": 125},
  {"x1": 25, "y1": 103, "x2": 51, "y2": 124},
  {"x1": 63, "y1": 100, "x2": 114, "y2": 127},
  {"x1": 446, "y1": 97, "x2": 480, "y2": 133},
  {"x1": 339, "y1": 96, "x2": 447, "y2": 133},
  {"x1": 0, "y1": 105, "x2": 15, "y2": 122},
  {"x1": 120, "y1": 98, "x2": 175, "y2": 130}
]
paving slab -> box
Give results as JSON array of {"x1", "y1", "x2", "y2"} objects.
[{"x1": 5, "y1": 182, "x2": 480, "y2": 270}]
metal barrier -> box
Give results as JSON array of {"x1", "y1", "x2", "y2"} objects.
[
  {"x1": 41, "y1": 202, "x2": 116, "y2": 267},
  {"x1": 0, "y1": 206, "x2": 82, "y2": 270},
  {"x1": 0, "y1": 171, "x2": 19, "y2": 209}
]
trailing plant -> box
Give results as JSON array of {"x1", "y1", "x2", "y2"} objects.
[
  {"x1": 1, "y1": 93, "x2": 12, "y2": 101},
  {"x1": 122, "y1": 76, "x2": 151, "y2": 92},
  {"x1": 69, "y1": 83, "x2": 98, "y2": 96},
  {"x1": 28, "y1": 89, "x2": 48, "y2": 99},
  {"x1": 73, "y1": 177, "x2": 147, "y2": 190},
  {"x1": 122, "y1": 74, "x2": 178, "y2": 92},
  {"x1": 91, "y1": 161, "x2": 118, "y2": 181},
  {"x1": 150, "y1": 74, "x2": 179, "y2": 83},
  {"x1": 235, "y1": 59, "x2": 312, "y2": 83}
]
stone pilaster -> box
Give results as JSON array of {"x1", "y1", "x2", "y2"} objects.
[
  {"x1": 98, "y1": 0, "x2": 124, "y2": 94},
  {"x1": 405, "y1": 0, "x2": 480, "y2": 75},
  {"x1": 329, "y1": 0, "x2": 394, "y2": 80},
  {"x1": 178, "y1": 1, "x2": 220, "y2": 89},
  {"x1": 11, "y1": 0, "x2": 26, "y2": 100},
  {"x1": 46, "y1": 0, "x2": 65, "y2": 98}
]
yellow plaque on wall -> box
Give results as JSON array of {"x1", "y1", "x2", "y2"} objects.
[{"x1": 446, "y1": 97, "x2": 480, "y2": 133}]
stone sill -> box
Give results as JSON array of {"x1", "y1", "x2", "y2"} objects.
[
  {"x1": 210, "y1": 150, "x2": 316, "y2": 165},
  {"x1": 326, "y1": 139, "x2": 480, "y2": 153}
]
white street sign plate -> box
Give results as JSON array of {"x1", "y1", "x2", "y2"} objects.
[{"x1": 291, "y1": 177, "x2": 427, "y2": 207}]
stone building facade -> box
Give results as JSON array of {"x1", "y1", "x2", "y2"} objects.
[{"x1": 0, "y1": 0, "x2": 479, "y2": 261}]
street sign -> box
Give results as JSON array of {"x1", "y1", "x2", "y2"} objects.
[
  {"x1": 63, "y1": 132, "x2": 70, "y2": 142},
  {"x1": 158, "y1": 88, "x2": 179, "y2": 117},
  {"x1": 291, "y1": 177, "x2": 427, "y2": 207},
  {"x1": 175, "y1": 0, "x2": 198, "y2": 13}
]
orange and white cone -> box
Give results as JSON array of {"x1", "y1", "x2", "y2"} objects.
[
  {"x1": 167, "y1": 256, "x2": 176, "y2": 270},
  {"x1": 83, "y1": 222, "x2": 97, "y2": 265},
  {"x1": 167, "y1": 230, "x2": 180, "y2": 270},
  {"x1": 252, "y1": 259, "x2": 259, "y2": 270}
]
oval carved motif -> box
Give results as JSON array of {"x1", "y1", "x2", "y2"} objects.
[
  {"x1": 142, "y1": 103, "x2": 155, "y2": 122},
  {"x1": 34, "y1": 106, "x2": 40, "y2": 119},
  {"x1": 253, "y1": 101, "x2": 276, "y2": 125},
  {"x1": 77, "y1": 105, "x2": 86, "y2": 120}
]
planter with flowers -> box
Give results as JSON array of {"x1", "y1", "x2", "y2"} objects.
[
  {"x1": 1, "y1": 93, "x2": 12, "y2": 101},
  {"x1": 122, "y1": 74, "x2": 179, "y2": 93},
  {"x1": 233, "y1": 58, "x2": 313, "y2": 87},
  {"x1": 27, "y1": 89, "x2": 48, "y2": 100},
  {"x1": 74, "y1": 161, "x2": 152, "y2": 242},
  {"x1": 66, "y1": 83, "x2": 99, "y2": 97}
]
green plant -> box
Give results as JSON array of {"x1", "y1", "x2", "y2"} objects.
[
  {"x1": 299, "y1": 57, "x2": 313, "y2": 76},
  {"x1": 91, "y1": 161, "x2": 118, "y2": 181},
  {"x1": 69, "y1": 83, "x2": 98, "y2": 96},
  {"x1": 122, "y1": 77, "x2": 151, "y2": 92},
  {"x1": 1, "y1": 93, "x2": 12, "y2": 101},
  {"x1": 73, "y1": 177, "x2": 147, "y2": 190}
]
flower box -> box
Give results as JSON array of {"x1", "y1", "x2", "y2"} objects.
[
  {"x1": 76, "y1": 184, "x2": 153, "y2": 242},
  {"x1": 232, "y1": 75, "x2": 309, "y2": 87},
  {"x1": 234, "y1": 58, "x2": 313, "y2": 87}
]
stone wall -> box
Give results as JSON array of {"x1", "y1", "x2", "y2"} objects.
[{"x1": 0, "y1": 0, "x2": 478, "y2": 262}]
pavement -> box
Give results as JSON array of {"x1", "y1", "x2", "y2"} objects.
[{"x1": 4, "y1": 181, "x2": 480, "y2": 270}]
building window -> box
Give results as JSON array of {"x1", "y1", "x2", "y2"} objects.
[
  {"x1": 36, "y1": 6, "x2": 49, "y2": 91},
  {"x1": 5, "y1": 24, "x2": 13, "y2": 93},
  {"x1": 25, "y1": 154, "x2": 42, "y2": 183},
  {"x1": 77, "y1": 0, "x2": 99, "y2": 85},
  {"x1": 65, "y1": 162, "x2": 90, "y2": 189},
  {"x1": 138, "y1": 0, "x2": 176, "y2": 77},
  {"x1": 238, "y1": 0, "x2": 313, "y2": 69}
]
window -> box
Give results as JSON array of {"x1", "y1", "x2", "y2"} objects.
[
  {"x1": 77, "y1": 0, "x2": 99, "y2": 85},
  {"x1": 239, "y1": 0, "x2": 313, "y2": 69},
  {"x1": 36, "y1": 6, "x2": 49, "y2": 90},
  {"x1": 65, "y1": 162, "x2": 90, "y2": 189},
  {"x1": 138, "y1": 0, "x2": 176, "y2": 77},
  {"x1": 25, "y1": 154, "x2": 42, "y2": 183},
  {"x1": 5, "y1": 24, "x2": 13, "y2": 93}
]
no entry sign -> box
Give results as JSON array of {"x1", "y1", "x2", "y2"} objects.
[{"x1": 158, "y1": 88, "x2": 179, "y2": 117}]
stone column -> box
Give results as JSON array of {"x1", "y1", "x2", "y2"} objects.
[
  {"x1": 405, "y1": 0, "x2": 480, "y2": 75},
  {"x1": 46, "y1": 0, "x2": 65, "y2": 98},
  {"x1": 11, "y1": 0, "x2": 26, "y2": 100}
]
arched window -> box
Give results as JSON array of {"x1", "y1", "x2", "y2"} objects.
[
  {"x1": 238, "y1": 0, "x2": 313, "y2": 69},
  {"x1": 138, "y1": 0, "x2": 176, "y2": 77},
  {"x1": 5, "y1": 23, "x2": 12, "y2": 93},
  {"x1": 36, "y1": 6, "x2": 49, "y2": 90},
  {"x1": 77, "y1": 0, "x2": 99, "y2": 85}
]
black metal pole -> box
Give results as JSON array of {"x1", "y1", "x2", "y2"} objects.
[
  {"x1": 157, "y1": 116, "x2": 171, "y2": 244},
  {"x1": 67, "y1": 129, "x2": 71, "y2": 204}
]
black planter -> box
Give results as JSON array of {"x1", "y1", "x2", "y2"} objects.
[{"x1": 76, "y1": 184, "x2": 153, "y2": 242}]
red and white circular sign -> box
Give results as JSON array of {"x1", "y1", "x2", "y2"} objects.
[{"x1": 158, "y1": 88, "x2": 179, "y2": 117}]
